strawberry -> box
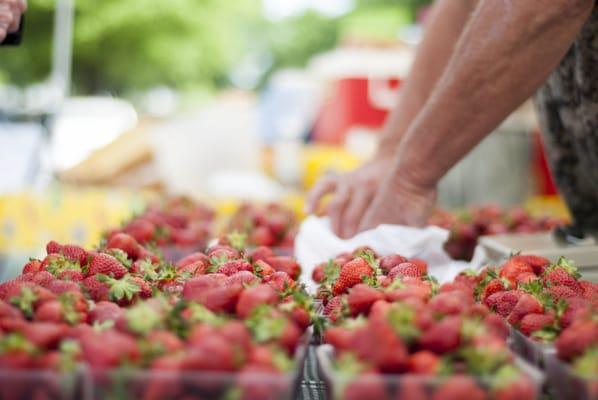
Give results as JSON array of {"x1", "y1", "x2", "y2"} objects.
[
  {"x1": 236, "y1": 364, "x2": 288, "y2": 400},
  {"x1": 250, "y1": 225, "x2": 276, "y2": 247},
  {"x1": 32, "y1": 271, "x2": 56, "y2": 287},
  {"x1": 485, "y1": 290, "x2": 522, "y2": 317},
  {"x1": 379, "y1": 254, "x2": 408, "y2": 273},
  {"x1": 432, "y1": 375, "x2": 485, "y2": 400},
  {"x1": 124, "y1": 219, "x2": 155, "y2": 243},
  {"x1": 484, "y1": 313, "x2": 510, "y2": 339},
  {"x1": 22, "y1": 259, "x2": 41, "y2": 274},
  {"x1": 264, "y1": 271, "x2": 295, "y2": 292},
  {"x1": 199, "y1": 284, "x2": 244, "y2": 313},
  {"x1": 207, "y1": 245, "x2": 241, "y2": 260},
  {"x1": 347, "y1": 284, "x2": 384, "y2": 316},
  {"x1": 419, "y1": 316, "x2": 462, "y2": 354},
  {"x1": 408, "y1": 350, "x2": 440, "y2": 375},
  {"x1": 410, "y1": 258, "x2": 429, "y2": 275},
  {"x1": 79, "y1": 329, "x2": 140, "y2": 368},
  {"x1": 236, "y1": 284, "x2": 279, "y2": 318},
  {"x1": 20, "y1": 322, "x2": 69, "y2": 349},
  {"x1": 81, "y1": 276, "x2": 110, "y2": 302},
  {"x1": 253, "y1": 259, "x2": 275, "y2": 278},
  {"x1": 311, "y1": 263, "x2": 326, "y2": 283},
  {"x1": 556, "y1": 319, "x2": 598, "y2": 361},
  {"x1": 519, "y1": 313, "x2": 554, "y2": 337},
  {"x1": 323, "y1": 295, "x2": 346, "y2": 323},
  {"x1": 57, "y1": 269, "x2": 85, "y2": 282},
  {"x1": 580, "y1": 280, "x2": 598, "y2": 300},
  {"x1": 265, "y1": 256, "x2": 301, "y2": 280},
  {"x1": 88, "y1": 301, "x2": 124, "y2": 325},
  {"x1": 342, "y1": 371, "x2": 388, "y2": 400},
  {"x1": 147, "y1": 330, "x2": 184, "y2": 353},
  {"x1": 106, "y1": 232, "x2": 140, "y2": 259},
  {"x1": 500, "y1": 258, "x2": 533, "y2": 286},
  {"x1": 559, "y1": 297, "x2": 591, "y2": 329},
  {"x1": 9, "y1": 285, "x2": 56, "y2": 318},
  {"x1": 506, "y1": 293, "x2": 543, "y2": 326},
  {"x1": 87, "y1": 253, "x2": 128, "y2": 279},
  {"x1": 544, "y1": 268, "x2": 582, "y2": 293},
  {"x1": 175, "y1": 252, "x2": 209, "y2": 268},
  {"x1": 428, "y1": 292, "x2": 471, "y2": 316},
  {"x1": 388, "y1": 262, "x2": 424, "y2": 280},
  {"x1": 511, "y1": 254, "x2": 550, "y2": 275},
  {"x1": 332, "y1": 258, "x2": 374, "y2": 296},
  {"x1": 323, "y1": 326, "x2": 354, "y2": 350},
  {"x1": 351, "y1": 317, "x2": 407, "y2": 372},
  {"x1": 396, "y1": 380, "x2": 428, "y2": 400},
  {"x1": 492, "y1": 371, "x2": 537, "y2": 400},
  {"x1": 96, "y1": 274, "x2": 143, "y2": 306},
  {"x1": 481, "y1": 279, "x2": 506, "y2": 303},
  {"x1": 217, "y1": 260, "x2": 253, "y2": 276},
  {"x1": 546, "y1": 285, "x2": 578, "y2": 300},
  {"x1": 515, "y1": 272, "x2": 537, "y2": 286},
  {"x1": 245, "y1": 246, "x2": 276, "y2": 263},
  {"x1": 129, "y1": 276, "x2": 152, "y2": 299},
  {"x1": 60, "y1": 244, "x2": 89, "y2": 266},
  {"x1": 226, "y1": 271, "x2": 260, "y2": 287},
  {"x1": 182, "y1": 274, "x2": 228, "y2": 298},
  {"x1": 0, "y1": 300, "x2": 23, "y2": 319},
  {"x1": 46, "y1": 240, "x2": 62, "y2": 255},
  {"x1": 182, "y1": 335, "x2": 240, "y2": 371}
]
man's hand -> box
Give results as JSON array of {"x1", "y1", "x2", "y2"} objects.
[
  {"x1": 0, "y1": 0, "x2": 26, "y2": 42},
  {"x1": 358, "y1": 165, "x2": 437, "y2": 231},
  {"x1": 307, "y1": 157, "x2": 394, "y2": 238}
]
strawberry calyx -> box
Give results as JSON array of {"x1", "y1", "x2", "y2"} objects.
[
  {"x1": 208, "y1": 255, "x2": 229, "y2": 273},
  {"x1": 58, "y1": 293, "x2": 82, "y2": 325},
  {"x1": 125, "y1": 302, "x2": 164, "y2": 335},
  {"x1": 105, "y1": 249, "x2": 132, "y2": 269},
  {"x1": 226, "y1": 231, "x2": 248, "y2": 251},
  {"x1": 572, "y1": 346, "x2": 598, "y2": 380},
  {"x1": 0, "y1": 333, "x2": 36, "y2": 355},
  {"x1": 271, "y1": 346, "x2": 295, "y2": 372},
  {"x1": 549, "y1": 257, "x2": 581, "y2": 279},
  {"x1": 489, "y1": 364, "x2": 522, "y2": 390},
  {"x1": 187, "y1": 303, "x2": 226, "y2": 326},
  {"x1": 387, "y1": 304, "x2": 420, "y2": 343},
  {"x1": 10, "y1": 287, "x2": 37, "y2": 318},
  {"x1": 96, "y1": 274, "x2": 141, "y2": 302},
  {"x1": 58, "y1": 340, "x2": 81, "y2": 372},
  {"x1": 246, "y1": 306, "x2": 285, "y2": 343}
]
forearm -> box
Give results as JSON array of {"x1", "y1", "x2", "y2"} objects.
[
  {"x1": 377, "y1": 0, "x2": 477, "y2": 158},
  {"x1": 396, "y1": 0, "x2": 594, "y2": 187}
]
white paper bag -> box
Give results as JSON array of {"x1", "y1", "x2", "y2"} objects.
[{"x1": 295, "y1": 216, "x2": 487, "y2": 292}]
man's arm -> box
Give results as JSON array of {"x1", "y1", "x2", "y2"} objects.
[
  {"x1": 308, "y1": 0, "x2": 477, "y2": 238},
  {"x1": 377, "y1": 0, "x2": 478, "y2": 158},
  {"x1": 360, "y1": 0, "x2": 595, "y2": 230}
]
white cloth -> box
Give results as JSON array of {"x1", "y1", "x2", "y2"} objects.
[{"x1": 295, "y1": 216, "x2": 487, "y2": 292}]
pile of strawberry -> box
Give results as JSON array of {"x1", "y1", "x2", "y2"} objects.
[
  {"x1": 226, "y1": 202, "x2": 297, "y2": 249},
  {"x1": 314, "y1": 249, "x2": 537, "y2": 400},
  {"x1": 108, "y1": 196, "x2": 215, "y2": 251},
  {"x1": 430, "y1": 205, "x2": 565, "y2": 261},
  {"x1": 0, "y1": 234, "x2": 313, "y2": 400},
  {"x1": 473, "y1": 255, "x2": 598, "y2": 341}
]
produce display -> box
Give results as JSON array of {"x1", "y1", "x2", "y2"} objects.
[
  {"x1": 313, "y1": 249, "x2": 540, "y2": 400},
  {"x1": 226, "y1": 203, "x2": 297, "y2": 250},
  {"x1": 0, "y1": 230, "x2": 314, "y2": 399},
  {"x1": 430, "y1": 205, "x2": 565, "y2": 261}
]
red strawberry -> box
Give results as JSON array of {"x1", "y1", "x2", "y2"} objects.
[
  {"x1": 236, "y1": 284, "x2": 279, "y2": 318},
  {"x1": 500, "y1": 258, "x2": 534, "y2": 286},
  {"x1": 408, "y1": 350, "x2": 440, "y2": 374},
  {"x1": 265, "y1": 256, "x2": 301, "y2": 280},
  {"x1": 21, "y1": 322, "x2": 69, "y2": 349},
  {"x1": 432, "y1": 375, "x2": 485, "y2": 400},
  {"x1": 81, "y1": 276, "x2": 110, "y2": 302},
  {"x1": 419, "y1": 316, "x2": 462, "y2": 354},
  {"x1": 175, "y1": 252, "x2": 209, "y2": 268},
  {"x1": 87, "y1": 253, "x2": 128, "y2": 279},
  {"x1": 485, "y1": 290, "x2": 522, "y2": 317},
  {"x1": 396, "y1": 380, "x2": 428, "y2": 400},
  {"x1": 250, "y1": 225, "x2": 276, "y2": 247},
  {"x1": 546, "y1": 285, "x2": 578, "y2": 300},
  {"x1": 148, "y1": 330, "x2": 184, "y2": 353},
  {"x1": 428, "y1": 292, "x2": 471, "y2": 316},
  {"x1": 46, "y1": 240, "x2": 62, "y2": 255},
  {"x1": 88, "y1": 301, "x2": 124, "y2": 324},
  {"x1": 323, "y1": 326, "x2": 354, "y2": 350},
  {"x1": 236, "y1": 363, "x2": 287, "y2": 400},
  {"x1": 129, "y1": 276, "x2": 152, "y2": 299},
  {"x1": 332, "y1": 258, "x2": 374, "y2": 296},
  {"x1": 32, "y1": 271, "x2": 56, "y2": 287},
  {"x1": 410, "y1": 258, "x2": 429, "y2": 275},
  {"x1": 80, "y1": 329, "x2": 140, "y2": 368},
  {"x1": 253, "y1": 260, "x2": 275, "y2": 277},
  {"x1": 58, "y1": 269, "x2": 85, "y2": 282},
  {"x1": 264, "y1": 271, "x2": 295, "y2": 292},
  {"x1": 388, "y1": 262, "x2": 424, "y2": 280},
  {"x1": 511, "y1": 254, "x2": 550, "y2": 275},
  {"x1": 245, "y1": 246, "x2": 276, "y2": 263},
  {"x1": 580, "y1": 280, "x2": 598, "y2": 300},
  {"x1": 481, "y1": 279, "x2": 506, "y2": 303},
  {"x1": 0, "y1": 300, "x2": 23, "y2": 319},
  {"x1": 182, "y1": 335, "x2": 240, "y2": 371},
  {"x1": 519, "y1": 313, "x2": 554, "y2": 337},
  {"x1": 347, "y1": 284, "x2": 384, "y2": 316},
  {"x1": 556, "y1": 319, "x2": 598, "y2": 361},
  {"x1": 351, "y1": 317, "x2": 407, "y2": 372},
  {"x1": 199, "y1": 284, "x2": 244, "y2": 313},
  {"x1": 493, "y1": 375, "x2": 537, "y2": 400},
  {"x1": 379, "y1": 254, "x2": 408, "y2": 273},
  {"x1": 311, "y1": 263, "x2": 326, "y2": 283},
  {"x1": 342, "y1": 371, "x2": 388, "y2": 400},
  {"x1": 515, "y1": 272, "x2": 537, "y2": 286},
  {"x1": 507, "y1": 293, "x2": 543, "y2": 326},
  {"x1": 22, "y1": 259, "x2": 41, "y2": 274},
  {"x1": 544, "y1": 268, "x2": 581, "y2": 293},
  {"x1": 45, "y1": 279, "x2": 80, "y2": 295},
  {"x1": 559, "y1": 297, "x2": 591, "y2": 329},
  {"x1": 60, "y1": 244, "x2": 89, "y2": 266},
  {"x1": 323, "y1": 295, "x2": 345, "y2": 323},
  {"x1": 226, "y1": 271, "x2": 260, "y2": 287},
  {"x1": 484, "y1": 313, "x2": 510, "y2": 339},
  {"x1": 124, "y1": 219, "x2": 155, "y2": 243},
  {"x1": 106, "y1": 233, "x2": 140, "y2": 259},
  {"x1": 182, "y1": 274, "x2": 228, "y2": 298},
  {"x1": 217, "y1": 260, "x2": 253, "y2": 276},
  {"x1": 207, "y1": 245, "x2": 241, "y2": 260}
]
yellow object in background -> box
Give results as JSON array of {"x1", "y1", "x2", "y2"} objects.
[
  {"x1": 525, "y1": 195, "x2": 571, "y2": 220},
  {"x1": 301, "y1": 145, "x2": 362, "y2": 190},
  {"x1": 0, "y1": 186, "x2": 149, "y2": 252}
]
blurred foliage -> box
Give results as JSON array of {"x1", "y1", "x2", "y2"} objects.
[{"x1": 0, "y1": 0, "x2": 431, "y2": 95}]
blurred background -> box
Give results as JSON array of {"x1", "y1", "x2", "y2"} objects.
[{"x1": 0, "y1": 0, "x2": 567, "y2": 266}]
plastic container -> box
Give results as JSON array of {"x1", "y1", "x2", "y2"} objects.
[
  {"x1": 508, "y1": 328, "x2": 556, "y2": 368},
  {"x1": 544, "y1": 352, "x2": 598, "y2": 400},
  {"x1": 87, "y1": 333, "x2": 311, "y2": 400},
  {"x1": 316, "y1": 345, "x2": 544, "y2": 400},
  {"x1": 0, "y1": 368, "x2": 84, "y2": 400}
]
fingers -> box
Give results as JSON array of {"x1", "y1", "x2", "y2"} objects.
[
  {"x1": 18, "y1": 0, "x2": 26, "y2": 13},
  {"x1": 7, "y1": 0, "x2": 21, "y2": 32},
  {"x1": 340, "y1": 189, "x2": 374, "y2": 239},
  {"x1": 328, "y1": 184, "x2": 351, "y2": 237},
  {"x1": 306, "y1": 176, "x2": 337, "y2": 215}
]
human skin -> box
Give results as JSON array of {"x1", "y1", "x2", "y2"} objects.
[
  {"x1": 307, "y1": 0, "x2": 477, "y2": 238},
  {"x1": 358, "y1": 0, "x2": 595, "y2": 231},
  {"x1": 0, "y1": 0, "x2": 26, "y2": 42}
]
